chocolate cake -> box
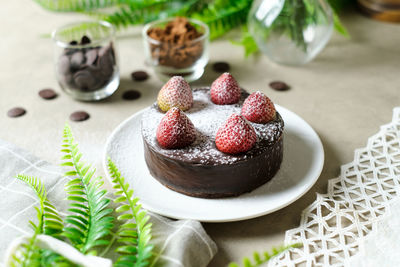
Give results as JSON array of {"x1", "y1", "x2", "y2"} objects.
[{"x1": 141, "y1": 88, "x2": 284, "y2": 198}]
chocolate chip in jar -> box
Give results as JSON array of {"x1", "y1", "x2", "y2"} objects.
[
  {"x1": 98, "y1": 50, "x2": 114, "y2": 77},
  {"x1": 70, "y1": 51, "x2": 85, "y2": 70},
  {"x1": 85, "y1": 49, "x2": 98, "y2": 65},
  {"x1": 58, "y1": 55, "x2": 70, "y2": 75},
  {"x1": 57, "y1": 40, "x2": 116, "y2": 92},
  {"x1": 53, "y1": 21, "x2": 119, "y2": 101},
  {"x1": 80, "y1": 35, "x2": 91, "y2": 45}
]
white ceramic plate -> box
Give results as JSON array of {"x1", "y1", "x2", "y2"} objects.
[{"x1": 103, "y1": 105, "x2": 324, "y2": 222}]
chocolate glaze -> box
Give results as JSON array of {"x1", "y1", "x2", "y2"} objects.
[
  {"x1": 141, "y1": 88, "x2": 284, "y2": 198},
  {"x1": 144, "y1": 137, "x2": 283, "y2": 198}
]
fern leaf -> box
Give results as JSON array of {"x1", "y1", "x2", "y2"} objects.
[
  {"x1": 34, "y1": 0, "x2": 119, "y2": 12},
  {"x1": 228, "y1": 243, "x2": 302, "y2": 267},
  {"x1": 191, "y1": 0, "x2": 253, "y2": 40},
  {"x1": 9, "y1": 234, "x2": 41, "y2": 267},
  {"x1": 15, "y1": 175, "x2": 64, "y2": 237},
  {"x1": 91, "y1": 0, "x2": 200, "y2": 29},
  {"x1": 107, "y1": 158, "x2": 154, "y2": 267},
  {"x1": 231, "y1": 26, "x2": 259, "y2": 57},
  {"x1": 12, "y1": 175, "x2": 69, "y2": 266},
  {"x1": 61, "y1": 124, "x2": 114, "y2": 254},
  {"x1": 40, "y1": 248, "x2": 78, "y2": 267}
]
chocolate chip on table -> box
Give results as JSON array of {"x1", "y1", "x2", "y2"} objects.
[
  {"x1": 70, "y1": 111, "x2": 90, "y2": 122},
  {"x1": 122, "y1": 90, "x2": 141, "y2": 100},
  {"x1": 7, "y1": 107, "x2": 26, "y2": 118},
  {"x1": 80, "y1": 35, "x2": 91, "y2": 45},
  {"x1": 212, "y1": 62, "x2": 230, "y2": 73},
  {"x1": 38, "y1": 89, "x2": 58, "y2": 100},
  {"x1": 131, "y1": 71, "x2": 149, "y2": 81},
  {"x1": 269, "y1": 81, "x2": 290, "y2": 91}
]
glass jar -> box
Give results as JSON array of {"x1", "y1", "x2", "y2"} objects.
[
  {"x1": 52, "y1": 21, "x2": 119, "y2": 101},
  {"x1": 248, "y1": 0, "x2": 334, "y2": 65},
  {"x1": 142, "y1": 18, "x2": 209, "y2": 82}
]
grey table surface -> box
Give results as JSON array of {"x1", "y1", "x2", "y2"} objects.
[{"x1": 1, "y1": 1, "x2": 400, "y2": 266}]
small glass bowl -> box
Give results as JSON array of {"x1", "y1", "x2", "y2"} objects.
[
  {"x1": 143, "y1": 18, "x2": 209, "y2": 82},
  {"x1": 52, "y1": 21, "x2": 119, "y2": 101}
]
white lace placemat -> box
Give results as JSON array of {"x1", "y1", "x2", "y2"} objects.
[{"x1": 270, "y1": 107, "x2": 400, "y2": 267}]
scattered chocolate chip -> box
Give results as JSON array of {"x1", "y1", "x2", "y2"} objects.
[
  {"x1": 122, "y1": 90, "x2": 141, "y2": 100},
  {"x1": 269, "y1": 81, "x2": 290, "y2": 91},
  {"x1": 80, "y1": 35, "x2": 91, "y2": 45},
  {"x1": 69, "y1": 40, "x2": 78, "y2": 45},
  {"x1": 38, "y1": 89, "x2": 58, "y2": 100},
  {"x1": 7, "y1": 107, "x2": 26, "y2": 118},
  {"x1": 213, "y1": 62, "x2": 230, "y2": 73},
  {"x1": 131, "y1": 71, "x2": 149, "y2": 81},
  {"x1": 70, "y1": 111, "x2": 90, "y2": 122}
]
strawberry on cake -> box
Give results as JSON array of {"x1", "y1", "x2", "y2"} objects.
[{"x1": 141, "y1": 73, "x2": 284, "y2": 198}]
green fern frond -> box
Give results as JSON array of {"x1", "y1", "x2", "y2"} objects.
[
  {"x1": 191, "y1": 0, "x2": 253, "y2": 40},
  {"x1": 34, "y1": 0, "x2": 119, "y2": 12},
  {"x1": 62, "y1": 124, "x2": 114, "y2": 254},
  {"x1": 93, "y1": 0, "x2": 200, "y2": 29},
  {"x1": 40, "y1": 249, "x2": 78, "y2": 267},
  {"x1": 9, "y1": 234, "x2": 41, "y2": 267},
  {"x1": 15, "y1": 175, "x2": 64, "y2": 237},
  {"x1": 231, "y1": 26, "x2": 259, "y2": 57},
  {"x1": 11, "y1": 175, "x2": 66, "y2": 266},
  {"x1": 332, "y1": 12, "x2": 349, "y2": 37},
  {"x1": 107, "y1": 158, "x2": 153, "y2": 267},
  {"x1": 228, "y1": 243, "x2": 302, "y2": 267}
]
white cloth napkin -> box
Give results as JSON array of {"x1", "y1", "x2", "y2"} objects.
[
  {"x1": 346, "y1": 199, "x2": 400, "y2": 267},
  {"x1": 0, "y1": 139, "x2": 217, "y2": 267}
]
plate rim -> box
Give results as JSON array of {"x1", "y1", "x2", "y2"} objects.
[{"x1": 103, "y1": 105, "x2": 324, "y2": 222}]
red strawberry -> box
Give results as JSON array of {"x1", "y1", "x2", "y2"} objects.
[
  {"x1": 210, "y1": 72, "x2": 241, "y2": 105},
  {"x1": 215, "y1": 114, "x2": 257, "y2": 154},
  {"x1": 241, "y1": 91, "x2": 276, "y2": 123},
  {"x1": 157, "y1": 76, "x2": 193, "y2": 112},
  {"x1": 156, "y1": 107, "x2": 196, "y2": 149}
]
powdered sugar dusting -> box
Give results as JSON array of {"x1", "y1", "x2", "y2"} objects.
[{"x1": 142, "y1": 88, "x2": 284, "y2": 165}]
